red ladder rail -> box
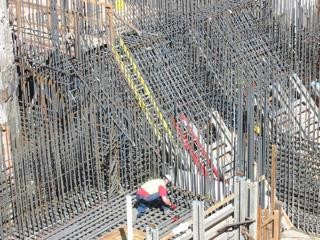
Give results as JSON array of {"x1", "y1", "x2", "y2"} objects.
[{"x1": 175, "y1": 113, "x2": 220, "y2": 178}]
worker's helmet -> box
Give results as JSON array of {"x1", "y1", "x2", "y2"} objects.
[{"x1": 254, "y1": 124, "x2": 261, "y2": 135}]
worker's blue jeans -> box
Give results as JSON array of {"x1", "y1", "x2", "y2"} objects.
[{"x1": 136, "y1": 193, "x2": 169, "y2": 217}]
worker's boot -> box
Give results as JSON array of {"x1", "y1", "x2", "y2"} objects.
[{"x1": 162, "y1": 206, "x2": 171, "y2": 215}]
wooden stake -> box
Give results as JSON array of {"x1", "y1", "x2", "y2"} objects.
[{"x1": 257, "y1": 207, "x2": 262, "y2": 240}]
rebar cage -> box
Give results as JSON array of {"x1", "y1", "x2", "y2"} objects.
[{"x1": 0, "y1": 0, "x2": 319, "y2": 238}]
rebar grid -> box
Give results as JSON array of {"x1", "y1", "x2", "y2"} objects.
[
  {"x1": 34, "y1": 187, "x2": 215, "y2": 239},
  {"x1": 0, "y1": 0, "x2": 319, "y2": 238}
]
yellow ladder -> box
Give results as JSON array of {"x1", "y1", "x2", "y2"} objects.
[{"x1": 112, "y1": 39, "x2": 176, "y2": 142}]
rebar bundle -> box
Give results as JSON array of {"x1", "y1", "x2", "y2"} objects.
[{"x1": 0, "y1": 0, "x2": 319, "y2": 238}]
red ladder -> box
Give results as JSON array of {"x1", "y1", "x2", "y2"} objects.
[{"x1": 175, "y1": 113, "x2": 220, "y2": 178}]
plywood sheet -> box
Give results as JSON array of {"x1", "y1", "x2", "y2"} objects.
[{"x1": 100, "y1": 225, "x2": 146, "y2": 240}]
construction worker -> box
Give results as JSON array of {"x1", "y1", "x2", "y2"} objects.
[{"x1": 134, "y1": 175, "x2": 177, "y2": 219}]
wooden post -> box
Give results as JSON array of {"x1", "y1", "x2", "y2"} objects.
[
  {"x1": 257, "y1": 207, "x2": 262, "y2": 240},
  {"x1": 256, "y1": 145, "x2": 280, "y2": 240},
  {"x1": 273, "y1": 210, "x2": 280, "y2": 240},
  {"x1": 107, "y1": 5, "x2": 115, "y2": 46},
  {"x1": 271, "y1": 145, "x2": 277, "y2": 212},
  {"x1": 15, "y1": 0, "x2": 22, "y2": 35}
]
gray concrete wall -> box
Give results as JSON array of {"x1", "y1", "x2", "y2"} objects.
[{"x1": 0, "y1": 0, "x2": 18, "y2": 130}]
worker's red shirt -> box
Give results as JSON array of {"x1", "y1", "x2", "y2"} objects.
[{"x1": 136, "y1": 179, "x2": 168, "y2": 197}]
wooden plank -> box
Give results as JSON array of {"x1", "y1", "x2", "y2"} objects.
[
  {"x1": 281, "y1": 208, "x2": 293, "y2": 229},
  {"x1": 263, "y1": 209, "x2": 268, "y2": 240},
  {"x1": 261, "y1": 215, "x2": 274, "y2": 228},
  {"x1": 204, "y1": 194, "x2": 234, "y2": 216},
  {"x1": 100, "y1": 226, "x2": 146, "y2": 240}
]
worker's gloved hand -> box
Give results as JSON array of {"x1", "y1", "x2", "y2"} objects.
[
  {"x1": 171, "y1": 215, "x2": 180, "y2": 222},
  {"x1": 170, "y1": 204, "x2": 177, "y2": 210}
]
